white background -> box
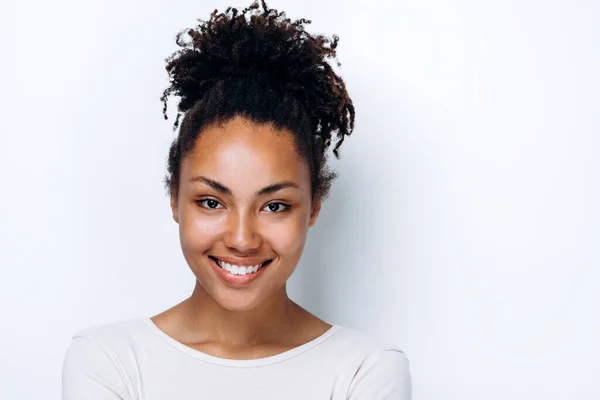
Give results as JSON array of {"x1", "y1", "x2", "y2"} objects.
[{"x1": 2, "y1": 0, "x2": 599, "y2": 398}]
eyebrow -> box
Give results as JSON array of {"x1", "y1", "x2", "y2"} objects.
[{"x1": 189, "y1": 176, "x2": 300, "y2": 196}]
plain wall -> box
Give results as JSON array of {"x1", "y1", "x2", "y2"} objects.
[{"x1": 1, "y1": 0, "x2": 598, "y2": 398}]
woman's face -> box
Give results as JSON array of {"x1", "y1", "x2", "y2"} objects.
[{"x1": 172, "y1": 115, "x2": 320, "y2": 311}]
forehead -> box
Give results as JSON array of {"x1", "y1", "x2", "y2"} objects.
[{"x1": 180, "y1": 116, "x2": 310, "y2": 188}]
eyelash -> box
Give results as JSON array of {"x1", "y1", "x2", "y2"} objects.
[{"x1": 196, "y1": 198, "x2": 290, "y2": 213}]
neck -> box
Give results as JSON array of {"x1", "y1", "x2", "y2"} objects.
[{"x1": 181, "y1": 281, "x2": 304, "y2": 347}]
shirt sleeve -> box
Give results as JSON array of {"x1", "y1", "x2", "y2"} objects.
[
  {"x1": 346, "y1": 349, "x2": 412, "y2": 400},
  {"x1": 62, "y1": 336, "x2": 132, "y2": 400}
]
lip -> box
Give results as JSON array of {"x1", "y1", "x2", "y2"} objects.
[
  {"x1": 211, "y1": 256, "x2": 272, "y2": 266},
  {"x1": 209, "y1": 256, "x2": 271, "y2": 287}
]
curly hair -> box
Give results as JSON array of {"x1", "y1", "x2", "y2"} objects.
[{"x1": 160, "y1": 0, "x2": 355, "y2": 204}]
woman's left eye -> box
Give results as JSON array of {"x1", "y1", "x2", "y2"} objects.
[{"x1": 263, "y1": 202, "x2": 289, "y2": 213}]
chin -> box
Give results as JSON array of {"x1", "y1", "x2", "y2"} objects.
[{"x1": 215, "y1": 293, "x2": 265, "y2": 312}]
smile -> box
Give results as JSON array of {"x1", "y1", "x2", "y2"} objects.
[{"x1": 209, "y1": 256, "x2": 272, "y2": 276}]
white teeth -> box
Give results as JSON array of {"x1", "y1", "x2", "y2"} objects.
[{"x1": 216, "y1": 259, "x2": 265, "y2": 276}]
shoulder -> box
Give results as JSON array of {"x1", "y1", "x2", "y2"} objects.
[
  {"x1": 329, "y1": 326, "x2": 412, "y2": 399},
  {"x1": 71, "y1": 317, "x2": 148, "y2": 341},
  {"x1": 62, "y1": 318, "x2": 149, "y2": 400},
  {"x1": 327, "y1": 325, "x2": 408, "y2": 359},
  {"x1": 65, "y1": 317, "x2": 152, "y2": 366},
  {"x1": 65, "y1": 317, "x2": 149, "y2": 363}
]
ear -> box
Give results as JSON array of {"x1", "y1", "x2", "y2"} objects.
[
  {"x1": 308, "y1": 199, "x2": 321, "y2": 227},
  {"x1": 170, "y1": 193, "x2": 179, "y2": 223}
]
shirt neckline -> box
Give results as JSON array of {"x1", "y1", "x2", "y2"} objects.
[{"x1": 141, "y1": 317, "x2": 341, "y2": 367}]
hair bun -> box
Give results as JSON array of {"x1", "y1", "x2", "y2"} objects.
[
  {"x1": 163, "y1": 1, "x2": 341, "y2": 112},
  {"x1": 161, "y1": 0, "x2": 354, "y2": 159}
]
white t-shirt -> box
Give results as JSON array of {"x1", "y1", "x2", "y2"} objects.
[{"x1": 62, "y1": 318, "x2": 411, "y2": 399}]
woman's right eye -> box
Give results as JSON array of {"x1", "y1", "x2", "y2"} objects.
[{"x1": 197, "y1": 199, "x2": 223, "y2": 210}]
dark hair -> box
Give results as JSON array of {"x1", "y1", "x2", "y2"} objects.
[{"x1": 160, "y1": 0, "x2": 355, "y2": 204}]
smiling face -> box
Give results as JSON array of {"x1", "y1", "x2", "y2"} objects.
[{"x1": 171, "y1": 115, "x2": 321, "y2": 312}]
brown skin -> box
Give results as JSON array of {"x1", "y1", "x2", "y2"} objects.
[{"x1": 151, "y1": 115, "x2": 331, "y2": 360}]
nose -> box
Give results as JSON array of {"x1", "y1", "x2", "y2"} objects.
[{"x1": 223, "y1": 209, "x2": 262, "y2": 253}]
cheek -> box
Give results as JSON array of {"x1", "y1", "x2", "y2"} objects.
[
  {"x1": 264, "y1": 216, "x2": 308, "y2": 257},
  {"x1": 179, "y1": 210, "x2": 224, "y2": 252}
]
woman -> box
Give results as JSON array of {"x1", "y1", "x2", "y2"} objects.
[{"x1": 62, "y1": 1, "x2": 411, "y2": 398}]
